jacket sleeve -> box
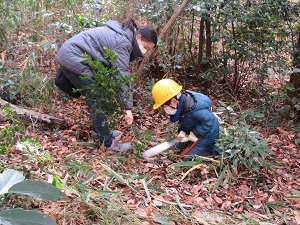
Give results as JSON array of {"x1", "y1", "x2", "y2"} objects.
[
  {"x1": 178, "y1": 123, "x2": 190, "y2": 134},
  {"x1": 113, "y1": 41, "x2": 134, "y2": 110}
]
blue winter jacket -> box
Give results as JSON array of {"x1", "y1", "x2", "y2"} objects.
[
  {"x1": 55, "y1": 20, "x2": 143, "y2": 110},
  {"x1": 175, "y1": 91, "x2": 220, "y2": 146}
]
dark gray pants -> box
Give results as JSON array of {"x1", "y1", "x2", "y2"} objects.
[{"x1": 61, "y1": 67, "x2": 113, "y2": 147}]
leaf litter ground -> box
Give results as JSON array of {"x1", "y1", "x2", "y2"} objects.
[{"x1": 3, "y1": 74, "x2": 300, "y2": 225}]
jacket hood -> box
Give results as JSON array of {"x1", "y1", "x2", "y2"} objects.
[
  {"x1": 181, "y1": 91, "x2": 212, "y2": 114},
  {"x1": 106, "y1": 20, "x2": 143, "y2": 61},
  {"x1": 106, "y1": 20, "x2": 131, "y2": 39},
  {"x1": 192, "y1": 91, "x2": 212, "y2": 109}
]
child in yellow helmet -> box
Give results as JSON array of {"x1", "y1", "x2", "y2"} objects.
[{"x1": 152, "y1": 79, "x2": 221, "y2": 161}]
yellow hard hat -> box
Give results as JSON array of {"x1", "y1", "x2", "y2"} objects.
[{"x1": 152, "y1": 79, "x2": 182, "y2": 109}]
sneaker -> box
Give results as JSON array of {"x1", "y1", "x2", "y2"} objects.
[
  {"x1": 109, "y1": 140, "x2": 131, "y2": 152},
  {"x1": 90, "y1": 130, "x2": 121, "y2": 139}
]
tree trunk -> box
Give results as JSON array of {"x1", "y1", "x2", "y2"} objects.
[
  {"x1": 288, "y1": 30, "x2": 300, "y2": 121},
  {"x1": 289, "y1": 30, "x2": 300, "y2": 97},
  {"x1": 205, "y1": 16, "x2": 212, "y2": 59},
  {"x1": 0, "y1": 98, "x2": 65, "y2": 128},
  {"x1": 188, "y1": 9, "x2": 195, "y2": 63},
  {"x1": 197, "y1": 18, "x2": 205, "y2": 68},
  {"x1": 136, "y1": 0, "x2": 191, "y2": 78}
]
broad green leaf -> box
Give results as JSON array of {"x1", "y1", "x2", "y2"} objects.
[
  {"x1": 0, "y1": 208, "x2": 56, "y2": 225},
  {"x1": 8, "y1": 180, "x2": 65, "y2": 201},
  {"x1": 0, "y1": 169, "x2": 25, "y2": 194}
]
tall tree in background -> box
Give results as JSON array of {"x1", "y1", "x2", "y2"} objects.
[
  {"x1": 289, "y1": 29, "x2": 300, "y2": 120},
  {"x1": 290, "y1": 30, "x2": 300, "y2": 97}
]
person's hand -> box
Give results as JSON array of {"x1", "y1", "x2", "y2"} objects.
[
  {"x1": 181, "y1": 131, "x2": 198, "y2": 143},
  {"x1": 177, "y1": 131, "x2": 186, "y2": 140},
  {"x1": 124, "y1": 110, "x2": 133, "y2": 125}
]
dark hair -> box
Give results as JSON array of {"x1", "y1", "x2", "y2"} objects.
[
  {"x1": 137, "y1": 26, "x2": 158, "y2": 46},
  {"x1": 122, "y1": 18, "x2": 138, "y2": 34}
]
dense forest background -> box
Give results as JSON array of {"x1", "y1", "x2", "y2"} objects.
[{"x1": 0, "y1": 0, "x2": 299, "y2": 225}]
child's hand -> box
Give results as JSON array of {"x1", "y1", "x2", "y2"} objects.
[
  {"x1": 181, "y1": 131, "x2": 198, "y2": 142},
  {"x1": 177, "y1": 131, "x2": 186, "y2": 139}
]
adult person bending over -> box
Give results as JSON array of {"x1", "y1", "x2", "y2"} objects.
[{"x1": 55, "y1": 18, "x2": 158, "y2": 152}]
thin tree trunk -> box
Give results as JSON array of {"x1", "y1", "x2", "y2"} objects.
[
  {"x1": 197, "y1": 18, "x2": 205, "y2": 69},
  {"x1": 188, "y1": 9, "x2": 195, "y2": 63},
  {"x1": 289, "y1": 31, "x2": 300, "y2": 97},
  {"x1": 289, "y1": 30, "x2": 300, "y2": 120},
  {"x1": 205, "y1": 16, "x2": 212, "y2": 59},
  {"x1": 231, "y1": 21, "x2": 239, "y2": 94}
]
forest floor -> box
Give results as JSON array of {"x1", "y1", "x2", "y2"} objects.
[{"x1": 1, "y1": 67, "x2": 299, "y2": 224}]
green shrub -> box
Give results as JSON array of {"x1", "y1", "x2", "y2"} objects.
[
  {"x1": 0, "y1": 105, "x2": 24, "y2": 155},
  {"x1": 81, "y1": 47, "x2": 136, "y2": 128},
  {"x1": 217, "y1": 101, "x2": 274, "y2": 174}
]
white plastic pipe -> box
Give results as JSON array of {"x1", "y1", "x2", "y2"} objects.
[{"x1": 142, "y1": 139, "x2": 180, "y2": 158}]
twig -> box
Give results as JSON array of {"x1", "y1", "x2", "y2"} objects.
[
  {"x1": 65, "y1": 149, "x2": 86, "y2": 157},
  {"x1": 294, "y1": 210, "x2": 300, "y2": 224},
  {"x1": 181, "y1": 164, "x2": 203, "y2": 181},
  {"x1": 141, "y1": 179, "x2": 152, "y2": 202},
  {"x1": 252, "y1": 211, "x2": 270, "y2": 219},
  {"x1": 152, "y1": 196, "x2": 193, "y2": 208}
]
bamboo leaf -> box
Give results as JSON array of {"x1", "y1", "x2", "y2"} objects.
[
  {"x1": 172, "y1": 161, "x2": 200, "y2": 167},
  {"x1": 131, "y1": 125, "x2": 141, "y2": 137},
  {"x1": 100, "y1": 163, "x2": 127, "y2": 184},
  {"x1": 153, "y1": 214, "x2": 170, "y2": 225},
  {"x1": 212, "y1": 165, "x2": 229, "y2": 193},
  {"x1": 175, "y1": 195, "x2": 189, "y2": 216}
]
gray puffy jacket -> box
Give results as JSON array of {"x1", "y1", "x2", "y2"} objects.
[{"x1": 55, "y1": 20, "x2": 143, "y2": 109}]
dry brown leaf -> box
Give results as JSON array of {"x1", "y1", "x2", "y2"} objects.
[
  {"x1": 253, "y1": 204, "x2": 263, "y2": 209},
  {"x1": 135, "y1": 207, "x2": 149, "y2": 217},
  {"x1": 153, "y1": 199, "x2": 163, "y2": 206},
  {"x1": 294, "y1": 210, "x2": 300, "y2": 224},
  {"x1": 213, "y1": 195, "x2": 223, "y2": 204}
]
